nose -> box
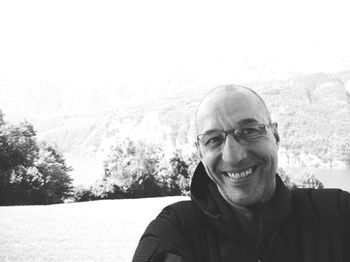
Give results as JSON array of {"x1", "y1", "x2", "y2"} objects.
[{"x1": 221, "y1": 133, "x2": 247, "y2": 165}]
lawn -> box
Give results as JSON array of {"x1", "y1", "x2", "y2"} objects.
[
  {"x1": 0, "y1": 196, "x2": 188, "y2": 262},
  {"x1": 1, "y1": 168, "x2": 350, "y2": 262}
]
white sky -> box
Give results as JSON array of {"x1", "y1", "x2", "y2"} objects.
[
  {"x1": 1, "y1": 0, "x2": 350, "y2": 185},
  {"x1": 0, "y1": 0, "x2": 350, "y2": 90}
]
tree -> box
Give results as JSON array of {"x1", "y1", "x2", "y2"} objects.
[
  {"x1": 31, "y1": 143, "x2": 73, "y2": 204},
  {"x1": 0, "y1": 114, "x2": 73, "y2": 205},
  {"x1": 0, "y1": 121, "x2": 38, "y2": 170},
  {"x1": 278, "y1": 167, "x2": 324, "y2": 189},
  {"x1": 168, "y1": 150, "x2": 199, "y2": 196},
  {"x1": 293, "y1": 170, "x2": 324, "y2": 189},
  {"x1": 278, "y1": 167, "x2": 298, "y2": 189},
  {"x1": 0, "y1": 109, "x2": 4, "y2": 126},
  {"x1": 169, "y1": 150, "x2": 189, "y2": 195},
  {"x1": 103, "y1": 139, "x2": 190, "y2": 198},
  {"x1": 0, "y1": 121, "x2": 38, "y2": 205},
  {"x1": 104, "y1": 139, "x2": 167, "y2": 198}
]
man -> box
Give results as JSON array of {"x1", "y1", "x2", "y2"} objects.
[{"x1": 133, "y1": 85, "x2": 350, "y2": 262}]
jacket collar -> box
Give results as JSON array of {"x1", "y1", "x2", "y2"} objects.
[{"x1": 190, "y1": 162, "x2": 292, "y2": 254}]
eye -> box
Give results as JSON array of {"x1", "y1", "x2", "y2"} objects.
[
  {"x1": 240, "y1": 127, "x2": 261, "y2": 138},
  {"x1": 204, "y1": 135, "x2": 224, "y2": 146}
]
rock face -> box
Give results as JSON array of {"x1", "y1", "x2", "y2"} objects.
[
  {"x1": 313, "y1": 78, "x2": 350, "y2": 105},
  {"x1": 1, "y1": 71, "x2": 350, "y2": 185}
]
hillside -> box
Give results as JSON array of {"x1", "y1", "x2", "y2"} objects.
[{"x1": 1, "y1": 70, "x2": 350, "y2": 184}]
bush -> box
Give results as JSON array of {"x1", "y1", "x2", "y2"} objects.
[
  {"x1": 168, "y1": 150, "x2": 199, "y2": 196},
  {"x1": 278, "y1": 167, "x2": 324, "y2": 189},
  {"x1": 72, "y1": 179, "x2": 129, "y2": 202},
  {"x1": 72, "y1": 185, "x2": 96, "y2": 202},
  {"x1": 293, "y1": 170, "x2": 324, "y2": 189},
  {"x1": 103, "y1": 139, "x2": 178, "y2": 198}
]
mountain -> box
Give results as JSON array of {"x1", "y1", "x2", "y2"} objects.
[{"x1": 1, "y1": 71, "x2": 350, "y2": 184}]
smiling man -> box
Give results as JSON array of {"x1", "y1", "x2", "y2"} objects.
[
  {"x1": 195, "y1": 86, "x2": 279, "y2": 208},
  {"x1": 133, "y1": 85, "x2": 350, "y2": 262}
]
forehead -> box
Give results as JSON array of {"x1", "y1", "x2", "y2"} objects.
[{"x1": 196, "y1": 89, "x2": 268, "y2": 134}]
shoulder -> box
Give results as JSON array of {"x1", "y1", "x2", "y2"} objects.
[
  {"x1": 144, "y1": 200, "x2": 199, "y2": 244},
  {"x1": 133, "y1": 200, "x2": 200, "y2": 262},
  {"x1": 292, "y1": 188, "x2": 350, "y2": 219}
]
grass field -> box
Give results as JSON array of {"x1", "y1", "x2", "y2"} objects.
[
  {"x1": 0, "y1": 196, "x2": 188, "y2": 262},
  {"x1": 1, "y1": 169, "x2": 350, "y2": 262}
]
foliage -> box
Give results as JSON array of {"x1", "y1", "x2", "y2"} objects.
[
  {"x1": 292, "y1": 170, "x2": 324, "y2": 189},
  {"x1": 0, "y1": 109, "x2": 4, "y2": 126},
  {"x1": 103, "y1": 139, "x2": 165, "y2": 197},
  {"x1": 72, "y1": 185, "x2": 97, "y2": 202},
  {"x1": 102, "y1": 139, "x2": 168, "y2": 198},
  {"x1": 0, "y1": 113, "x2": 73, "y2": 205},
  {"x1": 95, "y1": 137, "x2": 325, "y2": 200},
  {"x1": 0, "y1": 121, "x2": 38, "y2": 170},
  {"x1": 278, "y1": 167, "x2": 324, "y2": 189},
  {"x1": 72, "y1": 178, "x2": 127, "y2": 202},
  {"x1": 168, "y1": 150, "x2": 199, "y2": 196},
  {"x1": 169, "y1": 150, "x2": 189, "y2": 195},
  {"x1": 90, "y1": 140, "x2": 201, "y2": 200},
  {"x1": 277, "y1": 167, "x2": 297, "y2": 189},
  {"x1": 31, "y1": 142, "x2": 74, "y2": 204}
]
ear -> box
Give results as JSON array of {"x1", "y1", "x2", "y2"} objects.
[
  {"x1": 271, "y1": 122, "x2": 280, "y2": 146},
  {"x1": 195, "y1": 141, "x2": 203, "y2": 160}
]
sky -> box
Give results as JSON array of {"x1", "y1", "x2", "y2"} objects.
[
  {"x1": 1, "y1": 0, "x2": 350, "y2": 185},
  {"x1": 1, "y1": 0, "x2": 350, "y2": 94}
]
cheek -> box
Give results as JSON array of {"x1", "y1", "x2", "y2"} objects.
[
  {"x1": 202, "y1": 154, "x2": 222, "y2": 182},
  {"x1": 254, "y1": 138, "x2": 278, "y2": 162},
  {"x1": 201, "y1": 150, "x2": 216, "y2": 168}
]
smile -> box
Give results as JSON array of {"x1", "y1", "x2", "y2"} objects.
[{"x1": 224, "y1": 166, "x2": 257, "y2": 181}]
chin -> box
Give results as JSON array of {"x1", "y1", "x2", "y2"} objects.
[
  {"x1": 230, "y1": 185, "x2": 270, "y2": 205},
  {"x1": 225, "y1": 192, "x2": 260, "y2": 207}
]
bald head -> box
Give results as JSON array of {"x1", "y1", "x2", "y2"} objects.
[
  {"x1": 195, "y1": 85, "x2": 271, "y2": 134},
  {"x1": 194, "y1": 84, "x2": 280, "y2": 207}
]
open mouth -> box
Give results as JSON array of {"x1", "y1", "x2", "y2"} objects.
[{"x1": 224, "y1": 165, "x2": 258, "y2": 181}]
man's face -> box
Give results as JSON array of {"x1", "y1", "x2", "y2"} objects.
[{"x1": 196, "y1": 89, "x2": 279, "y2": 207}]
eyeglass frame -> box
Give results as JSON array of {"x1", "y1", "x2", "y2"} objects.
[{"x1": 196, "y1": 122, "x2": 277, "y2": 149}]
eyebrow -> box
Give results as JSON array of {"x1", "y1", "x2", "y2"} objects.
[{"x1": 237, "y1": 118, "x2": 260, "y2": 126}]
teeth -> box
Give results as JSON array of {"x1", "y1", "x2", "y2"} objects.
[{"x1": 227, "y1": 168, "x2": 253, "y2": 179}]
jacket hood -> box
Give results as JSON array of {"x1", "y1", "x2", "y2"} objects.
[{"x1": 190, "y1": 162, "x2": 292, "y2": 255}]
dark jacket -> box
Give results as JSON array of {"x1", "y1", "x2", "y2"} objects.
[{"x1": 133, "y1": 163, "x2": 350, "y2": 262}]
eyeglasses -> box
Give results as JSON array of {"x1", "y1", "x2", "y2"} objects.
[{"x1": 197, "y1": 123, "x2": 275, "y2": 149}]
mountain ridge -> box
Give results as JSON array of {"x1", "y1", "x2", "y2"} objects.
[{"x1": 1, "y1": 71, "x2": 350, "y2": 184}]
